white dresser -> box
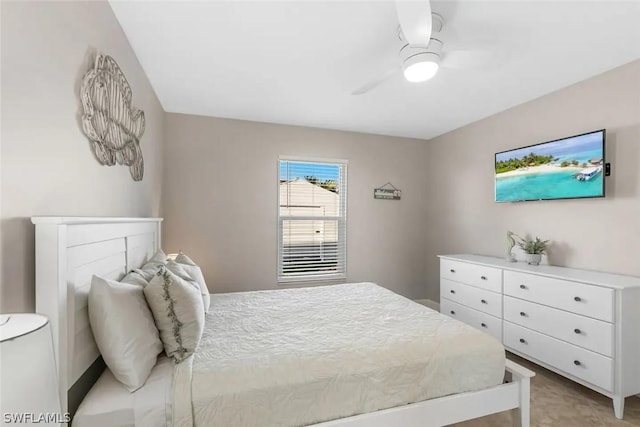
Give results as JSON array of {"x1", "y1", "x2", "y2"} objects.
[{"x1": 439, "y1": 254, "x2": 640, "y2": 419}]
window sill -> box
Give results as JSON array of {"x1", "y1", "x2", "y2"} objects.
[{"x1": 277, "y1": 274, "x2": 346, "y2": 286}]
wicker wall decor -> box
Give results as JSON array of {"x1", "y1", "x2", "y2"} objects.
[{"x1": 80, "y1": 54, "x2": 145, "y2": 181}]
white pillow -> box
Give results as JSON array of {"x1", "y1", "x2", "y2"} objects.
[
  {"x1": 166, "y1": 260, "x2": 197, "y2": 283},
  {"x1": 174, "y1": 251, "x2": 196, "y2": 266},
  {"x1": 175, "y1": 252, "x2": 211, "y2": 312},
  {"x1": 88, "y1": 276, "x2": 163, "y2": 392},
  {"x1": 148, "y1": 248, "x2": 168, "y2": 265},
  {"x1": 165, "y1": 259, "x2": 209, "y2": 315},
  {"x1": 139, "y1": 249, "x2": 169, "y2": 279},
  {"x1": 120, "y1": 270, "x2": 150, "y2": 287},
  {"x1": 139, "y1": 248, "x2": 168, "y2": 271},
  {"x1": 144, "y1": 266, "x2": 204, "y2": 362}
]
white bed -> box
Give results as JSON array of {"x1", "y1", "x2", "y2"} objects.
[
  {"x1": 72, "y1": 356, "x2": 173, "y2": 427},
  {"x1": 33, "y1": 217, "x2": 534, "y2": 427}
]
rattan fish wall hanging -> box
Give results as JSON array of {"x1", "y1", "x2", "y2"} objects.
[{"x1": 80, "y1": 54, "x2": 145, "y2": 181}]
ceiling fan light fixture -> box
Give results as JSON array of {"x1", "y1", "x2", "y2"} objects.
[{"x1": 402, "y1": 52, "x2": 440, "y2": 83}]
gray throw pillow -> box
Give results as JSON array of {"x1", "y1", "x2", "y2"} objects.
[{"x1": 144, "y1": 266, "x2": 204, "y2": 362}]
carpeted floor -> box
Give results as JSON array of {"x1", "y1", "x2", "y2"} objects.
[{"x1": 453, "y1": 354, "x2": 640, "y2": 427}]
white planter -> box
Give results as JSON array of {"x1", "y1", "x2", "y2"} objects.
[{"x1": 526, "y1": 253, "x2": 542, "y2": 265}]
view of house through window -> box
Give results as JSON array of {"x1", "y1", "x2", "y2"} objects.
[{"x1": 278, "y1": 158, "x2": 347, "y2": 282}]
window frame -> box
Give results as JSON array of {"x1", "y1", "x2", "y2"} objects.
[{"x1": 277, "y1": 155, "x2": 348, "y2": 284}]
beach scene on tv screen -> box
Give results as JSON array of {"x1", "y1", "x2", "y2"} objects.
[{"x1": 495, "y1": 131, "x2": 604, "y2": 202}]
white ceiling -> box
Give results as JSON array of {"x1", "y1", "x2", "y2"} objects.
[{"x1": 110, "y1": 1, "x2": 640, "y2": 140}]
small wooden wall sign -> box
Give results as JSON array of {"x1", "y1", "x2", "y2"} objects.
[{"x1": 374, "y1": 183, "x2": 401, "y2": 200}]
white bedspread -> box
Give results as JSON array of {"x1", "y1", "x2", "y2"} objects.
[{"x1": 173, "y1": 282, "x2": 505, "y2": 427}]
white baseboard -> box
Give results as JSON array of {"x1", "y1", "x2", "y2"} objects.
[{"x1": 414, "y1": 299, "x2": 440, "y2": 311}]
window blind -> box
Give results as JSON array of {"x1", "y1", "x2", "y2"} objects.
[{"x1": 278, "y1": 158, "x2": 347, "y2": 282}]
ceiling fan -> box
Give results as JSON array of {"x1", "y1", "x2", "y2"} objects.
[{"x1": 352, "y1": 0, "x2": 492, "y2": 95}]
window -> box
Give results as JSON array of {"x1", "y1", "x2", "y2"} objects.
[{"x1": 278, "y1": 157, "x2": 347, "y2": 283}]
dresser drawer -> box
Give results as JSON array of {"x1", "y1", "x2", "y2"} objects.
[
  {"x1": 504, "y1": 321, "x2": 613, "y2": 391},
  {"x1": 503, "y1": 270, "x2": 614, "y2": 322},
  {"x1": 441, "y1": 279, "x2": 502, "y2": 317},
  {"x1": 441, "y1": 298, "x2": 502, "y2": 342},
  {"x1": 504, "y1": 296, "x2": 614, "y2": 357},
  {"x1": 440, "y1": 259, "x2": 502, "y2": 293}
]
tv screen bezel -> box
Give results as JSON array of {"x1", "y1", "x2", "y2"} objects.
[{"x1": 494, "y1": 129, "x2": 606, "y2": 203}]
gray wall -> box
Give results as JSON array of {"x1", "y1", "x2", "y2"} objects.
[
  {"x1": 2, "y1": 1, "x2": 637, "y2": 311},
  {"x1": 0, "y1": 1, "x2": 165, "y2": 312},
  {"x1": 163, "y1": 113, "x2": 429, "y2": 299},
  {"x1": 424, "y1": 60, "x2": 640, "y2": 302}
]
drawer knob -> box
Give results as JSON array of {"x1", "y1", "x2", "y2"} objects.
[
  {"x1": 574, "y1": 296, "x2": 582, "y2": 302},
  {"x1": 480, "y1": 275, "x2": 487, "y2": 280},
  {"x1": 519, "y1": 284, "x2": 527, "y2": 290},
  {"x1": 450, "y1": 269, "x2": 456, "y2": 273},
  {"x1": 450, "y1": 290, "x2": 456, "y2": 294},
  {"x1": 574, "y1": 360, "x2": 581, "y2": 366},
  {"x1": 519, "y1": 338, "x2": 526, "y2": 344},
  {"x1": 520, "y1": 311, "x2": 526, "y2": 317},
  {"x1": 481, "y1": 322, "x2": 487, "y2": 328},
  {"x1": 450, "y1": 310, "x2": 456, "y2": 315},
  {"x1": 574, "y1": 328, "x2": 582, "y2": 334},
  {"x1": 481, "y1": 299, "x2": 487, "y2": 304}
]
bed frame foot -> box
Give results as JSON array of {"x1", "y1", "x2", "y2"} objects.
[
  {"x1": 613, "y1": 396, "x2": 625, "y2": 419},
  {"x1": 511, "y1": 377, "x2": 530, "y2": 427},
  {"x1": 506, "y1": 360, "x2": 534, "y2": 427}
]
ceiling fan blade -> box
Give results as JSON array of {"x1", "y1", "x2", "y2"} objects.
[
  {"x1": 351, "y1": 67, "x2": 400, "y2": 95},
  {"x1": 396, "y1": 0, "x2": 432, "y2": 47},
  {"x1": 441, "y1": 50, "x2": 499, "y2": 70}
]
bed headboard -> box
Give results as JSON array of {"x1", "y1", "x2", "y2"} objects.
[{"x1": 31, "y1": 217, "x2": 163, "y2": 416}]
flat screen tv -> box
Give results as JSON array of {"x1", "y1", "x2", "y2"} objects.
[{"x1": 495, "y1": 129, "x2": 606, "y2": 202}]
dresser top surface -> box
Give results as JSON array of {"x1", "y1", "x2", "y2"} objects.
[{"x1": 438, "y1": 254, "x2": 640, "y2": 290}]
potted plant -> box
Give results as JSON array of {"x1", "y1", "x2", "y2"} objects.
[{"x1": 517, "y1": 236, "x2": 550, "y2": 265}]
